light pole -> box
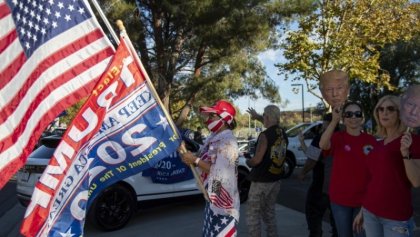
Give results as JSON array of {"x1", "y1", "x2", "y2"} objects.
[
  {"x1": 291, "y1": 83, "x2": 305, "y2": 122},
  {"x1": 248, "y1": 95, "x2": 251, "y2": 138},
  {"x1": 309, "y1": 104, "x2": 313, "y2": 122}
]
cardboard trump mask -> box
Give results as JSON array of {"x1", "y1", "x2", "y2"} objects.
[
  {"x1": 400, "y1": 85, "x2": 420, "y2": 128},
  {"x1": 319, "y1": 70, "x2": 350, "y2": 108}
]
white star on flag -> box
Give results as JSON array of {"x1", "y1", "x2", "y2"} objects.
[
  {"x1": 157, "y1": 114, "x2": 169, "y2": 131},
  {"x1": 59, "y1": 228, "x2": 75, "y2": 237}
]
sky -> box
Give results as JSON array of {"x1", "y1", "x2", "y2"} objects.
[{"x1": 232, "y1": 49, "x2": 321, "y2": 115}]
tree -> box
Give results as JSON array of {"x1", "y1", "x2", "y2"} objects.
[
  {"x1": 276, "y1": 0, "x2": 420, "y2": 109},
  {"x1": 60, "y1": 99, "x2": 86, "y2": 126},
  {"x1": 379, "y1": 34, "x2": 420, "y2": 90},
  {"x1": 98, "y1": 0, "x2": 315, "y2": 126}
]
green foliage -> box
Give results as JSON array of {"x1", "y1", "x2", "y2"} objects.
[
  {"x1": 379, "y1": 34, "x2": 420, "y2": 89},
  {"x1": 276, "y1": 0, "x2": 420, "y2": 109},
  {"x1": 97, "y1": 0, "x2": 314, "y2": 122},
  {"x1": 349, "y1": 33, "x2": 420, "y2": 124},
  {"x1": 60, "y1": 98, "x2": 87, "y2": 126}
]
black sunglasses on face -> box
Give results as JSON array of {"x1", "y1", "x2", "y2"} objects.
[
  {"x1": 376, "y1": 106, "x2": 397, "y2": 113},
  {"x1": 343, "y1": 111, "x2": 363, "y2": 118}
]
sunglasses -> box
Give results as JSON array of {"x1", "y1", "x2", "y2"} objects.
[
  {"x1": 376, "y1": 106, "x2": 397, "y2": 113},
  {"x1": 343, "y1": 111, "x2": 363, "y2": 118}
]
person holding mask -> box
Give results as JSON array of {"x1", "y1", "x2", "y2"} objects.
[
  {"x1": 319, "y1": 69, "x2": 350, "y2": 109},
  {"x1": 245, "y1": 105, "x2": 287, "y2": 237},
  {"x1": 353, "y1": 95, "x2": 420, "y2": 236},
  {"x1": 400, "y1": 85, "x2": 420, "y2": 129},
  {"x1": 298, "y1": 113, "x2": 338, "y2": 237},
  {"x1": 319, "y1": 101, "x2": 376, "y2": 237},
  {"x1": 400, "y1": 86, "x2": 420, "y2": 186},
  {"x1": 178, "y1": 100, "x2": 239, "y2": 237}
]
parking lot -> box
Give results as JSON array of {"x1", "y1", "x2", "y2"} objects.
[{"x1": 2, "y1": 169, "x2": 419, "y2": 237}]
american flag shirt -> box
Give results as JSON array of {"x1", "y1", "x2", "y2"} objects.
[{"x1": 198, "y1": 129, "x2": 239, "y2": 236}]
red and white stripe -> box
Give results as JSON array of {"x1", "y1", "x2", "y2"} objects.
[
  {"x1": 210, "y1": 186, "x2": 233, "y2": 209},
  {"x1": 0, "y1": 0, "x2": 114, "y2": 188},
  {"x1": 216, "y1": 218, "x2": 237, "y2": 237}
]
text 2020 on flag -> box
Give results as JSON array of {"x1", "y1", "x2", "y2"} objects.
[
  {"x1": 0, "y1": 0, "x2": 114, "y2": 188},
  {"x1": 20, "y1": 37, "x2": 181, "y2": 237}
]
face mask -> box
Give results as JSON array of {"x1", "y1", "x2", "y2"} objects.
[{"x1": 206, "y1": 118, "x2": 224, "y2": 133}]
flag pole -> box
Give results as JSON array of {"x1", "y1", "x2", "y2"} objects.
[
  {"x1": 88, "y1": 0, "x2": 209, "y2": 201},
  {"x1": 89, "y1": 0, "x2": 120, "y2": 44},
  {"x1": 116, "y1": 21, "x2": 209, "y2": 202}
]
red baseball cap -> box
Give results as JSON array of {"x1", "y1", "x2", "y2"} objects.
[{"x1": 200, "y1": 100, "x2": 236, "y2": 125}]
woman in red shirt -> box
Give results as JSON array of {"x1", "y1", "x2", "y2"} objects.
[
  {"x1": 320, "y1": 101, "x2": 377, "y2": 237},
  {"x1": 353, "y1": 95, "x2": 420, "y2": 237}
]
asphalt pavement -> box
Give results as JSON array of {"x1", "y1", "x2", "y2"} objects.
[
  {"x1": 85, "y1": 198, "x2": 331, "y2": 237},
  {"x1": 2, "y1": 189, "x2": 329, "y2": 237},
  {"x1": 2, "y1": 175, "x2": 419, "y2": 237}
]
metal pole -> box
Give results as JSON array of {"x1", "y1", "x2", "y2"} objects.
[
  {"x1": 301, "y1": 84, "x2": 305, "y2": 122},
  {"x1": 292, "y1": 83, "x2": 305, "y2": 123},
  {"x1": 310, "y1": 104, "x2": 313, "y2": 122},
  {"x1": 87, "y1": 1, "x2": 209, "y2": 201},
  {"x1": 90, "y1": 0, "x2": 120, "y2": 44},
  {"x1": 248, "y1": 96, "x2": 251, "y2": 138},
  {"x1": 116, "y1": 21, "x2": 209, "y2": 202}
]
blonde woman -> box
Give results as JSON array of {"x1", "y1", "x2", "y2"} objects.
[{"x1": 353, "y1": 95, "x2": 420, "y2": 237}]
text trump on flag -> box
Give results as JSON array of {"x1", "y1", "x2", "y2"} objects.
[{"x1": 20, "y1": 37, "x2": 181, "y2": 237}]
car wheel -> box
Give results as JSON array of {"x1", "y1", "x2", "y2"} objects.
[
  {"x1": 237, "y1": 168, "x2": 251, "y2": 203},
  {"x1": 280, "y1": 156, "x2": 295, "y2": 179},
  {"x1": 88, "y1": 184, "x2": 136, "y2": 231}
]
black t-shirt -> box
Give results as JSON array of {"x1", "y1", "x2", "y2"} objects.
[{"x1": 247, "y1": 125, "x2": 287, "y2": 182}]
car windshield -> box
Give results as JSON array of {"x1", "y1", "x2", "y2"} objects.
[
  {"x1": 286, "y1": 123, "x2": 312, "y2": 137},
  {"x1": 30, "y1": 145, "x2": 56, "y2": 159}
]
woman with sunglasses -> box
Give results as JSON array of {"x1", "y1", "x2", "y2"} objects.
[
  {"x1": 178, "y1": 100, "x2": 240, "y2": 237},
  {"x1": 319, "y1": 101, "x2": 377, "y2": 237},
  {"x1": 353, "y1": 95, "x2": 420, "y2": 237}
]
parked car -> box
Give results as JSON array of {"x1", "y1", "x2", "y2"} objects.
[
  {"x1": 237, "y1": 139, "x2": 255, "y2": 155},
  {"x1": 285, "y1": 121, "x2": 323, "y2": 167},
  {"x1": 16, "y1": 130, "x2": 251, "y2": 231}
]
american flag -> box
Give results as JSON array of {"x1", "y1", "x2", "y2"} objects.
[
  {"x1": 20, "y1": 37, "x2": 181, "y2": 237},
  {"x1": 210, "y1": 180, "x2": 233, "y2": 209},
  {"x1": 0, "y1": 0, "x2": 114, "y2": 188},
  {"x1": 203, "y1": 203, "x2": 237, "y2": 237}
]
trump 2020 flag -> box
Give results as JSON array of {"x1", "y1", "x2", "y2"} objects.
[
  {"x1": 0, "y1": 0, "x2": 114, "y2": 188},
  {"x1": 20, "y1": 37, "x2": 181, "y2": 237}
]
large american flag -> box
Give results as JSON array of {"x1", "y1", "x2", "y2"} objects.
[{"x1": 0, "y1": 0, "x2": 114, "y2": 188}]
